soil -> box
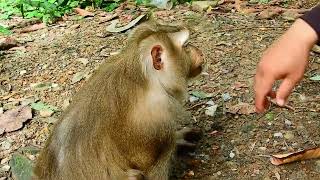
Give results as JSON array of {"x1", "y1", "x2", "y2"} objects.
[{"x1": 0, "y1": 2, "x2": 319, "y2": 180}]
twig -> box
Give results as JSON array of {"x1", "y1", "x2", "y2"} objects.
[
  {"x1": 270, "y1": 99, "x2": 295, "y2": 111},
  {"x1": 213, "y1": 26, "x2": 288, "y2": 33},
  {"x1": 187, "y1": 101, "x2": 206, "y2": 110}
]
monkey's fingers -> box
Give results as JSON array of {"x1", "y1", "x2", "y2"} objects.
[
  {"x1": 176, "y1": 127, "x2": 203, "y2": 142},
  {"x1": 176, "y1": 139, "x2": 197, "y2": 155},
  {"x1": 270, "y1": 147, "x2": 320, "y2": 165},
  {"x1": 127, "y1": 169, "x2": 145, "y2": 180}
]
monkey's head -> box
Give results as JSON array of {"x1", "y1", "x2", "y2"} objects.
[{"x1": 127, "y1": 21, "x2": 204, "y2": 95}]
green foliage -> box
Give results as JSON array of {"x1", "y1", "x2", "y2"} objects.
[
  {"x1": 0, "y1": 25, "x2": 12, "y2": 35},
  {"x1": 0, "y1": 0, "x2": 190, "y2": 24}
]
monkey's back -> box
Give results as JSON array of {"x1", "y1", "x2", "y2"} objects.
[{"x1": 33, "y1": 52, "x2": 181, "y2": 180}]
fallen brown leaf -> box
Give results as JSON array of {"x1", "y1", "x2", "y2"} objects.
[
  {"x1": 0, "y1": 37, "x2": 18, "y2": 50},
  {"x1": 74, "y1": 8, "x2": 94, "y2": 17},
  {"x1": 270, "y1": 147, "x2": 320, "y2": 165},
  {"x1": 226, "y1": 102, "x2": 256, "y2": 115},
  {"x1": 258, "y1": 9, "x2": 282, "y2": 19},
  {"x1": 18, "y1": 23, "x2": 46, "y2": 33},
  {"x1": 0, "y1": 105, "x2": 32, "y2": 134}
]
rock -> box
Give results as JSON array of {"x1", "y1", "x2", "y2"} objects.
[
  {"x1": 0, "y1": 177, "x2": 6, "y2": 180},
  {"x1": 205, "y1": 105, "x2": 218, "y2": 117},
  {"x1": 0, "y1": 108, "x2": 3, "y2": 114},
  {"x1": 192, "y1": 1, "x2": 219, "y2": 11},
  {"x1": 39, "y1": 109, "x2": 54, "y2": 117},
  {"x1": 0, "y1": 140, "x2": 12, "y2": 150},
  {"x1": 1, "y1": 157, "x2": 9, "y2": 164},
  {"x1": 258, "y1": 147, "x2": 267, "y2": 151},
  {"x1": 0, "y1": 37, "x2": 18, "y2": 50},
  {"x1": 274, "y1": 132, "x2": 283, "y2": 138},
  {"x1": 229, "y1": 152, "x2": 235, "y2": 158},
  {"x1": 206, "y1": 100, "x2": 215, "y2": 106},
  {"x1": 189, "y1": 96, "x2": 199, "y2": 103},
  {"x1": 0, "y1": 165, "x2": 10, "y2": 172},
  {"x1": 19, "y1": 70, "x2": 27, "y2": 75},
  {"x1": 222, "y1": 93, "x2": 231, "y2": 101},
  {"x1": 284, "y1": 131, "x2": 294, "y2": 140},
  {"x1": 77, "y1": 58, "x2": 89, "y2": 65},
  {"x1": 284, "y1": 119, "x2": 292, "y2": 126}
]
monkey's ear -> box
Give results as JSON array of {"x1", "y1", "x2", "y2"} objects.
[
  {"x1": 168, "y1": 29, "x2": 189, "y2": 46},
  {"x1": 151, "y1": 45, "x2": 163, "y2": 70}
]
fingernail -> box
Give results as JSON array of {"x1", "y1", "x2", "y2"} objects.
[{"x1": 277, "y1": 99, "x2": 285, "y2": 106}]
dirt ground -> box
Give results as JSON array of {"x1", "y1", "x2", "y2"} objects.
[{"x1": 1, "y1": 1, "x2": 320, "y2": 180}]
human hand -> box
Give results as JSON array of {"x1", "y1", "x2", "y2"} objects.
[{"x1": 254, "y1": 19, "x2": 318, "y2": 113}]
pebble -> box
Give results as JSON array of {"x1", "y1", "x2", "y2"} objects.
[
  {"x1": 274, "y1": 132, "x2": 283, "y2": 138},
  {"x1": 0, "y1": 141, "x2": 12, "y2": 150},
  {"x1": 205, "y1": 105, "x2": 218, "y2": 117},
  {"x1": 206, "y1": 100, "x2": 215, "y2": 106},
  {"x1": 19, "y1": 70, "x2": 27, "y2": 75},
  {"x1": 39, "y1": 109, "x2": 54, "y2": 117},
  {"x1": 189, "y1": 96, "x2": 199, "y2": 103},
  {"x1": 0, "y1": 177, "x2": 6, "y2": 180},
  {"x1": 258, "y1": 147, "x2": 267, "y2": 151},
  {"x1": 216, "y1": 171, "x2": 222, "y2": 175},
  {"x1": 221, "y1": 93, "x2": 231, "y2": 101},
  {"x1": 229, "y1": 152, "x2": 235, "y2": 158},
  {"x1": 284, "y1": 131, "x2": 294, "y2": 140},
  {"x1": 0, "y1": 165, "x2": 10, "y2": 172},
  {"x1": 0, "y1": 107, "x2": 3, "y2": 114},
  {"x1": 1, "y1": 158, "x2": 9, "y2": 165},
  {"x1": 284, "y1": 119, "x2": 292, "y2": 126}
]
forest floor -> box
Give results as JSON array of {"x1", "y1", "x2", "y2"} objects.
[{"x1": 0, "y1": 1, "x2": 320, "y2": 180}]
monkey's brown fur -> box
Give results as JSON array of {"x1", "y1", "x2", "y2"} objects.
[{"x1": 33, "y1": 20, "x2": 204, "y2": 180}]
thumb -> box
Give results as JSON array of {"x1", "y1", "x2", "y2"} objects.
[{"x1": 276, "y1": 78, "x2": 297, "y2": 106}]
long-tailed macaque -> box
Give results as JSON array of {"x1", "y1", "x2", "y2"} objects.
[{"x1": 33, "y1": 20, "x2": 204, "y2": 180}]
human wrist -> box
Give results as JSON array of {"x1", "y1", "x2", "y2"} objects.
[
  {"x1": 287, "y1": 19, "x2": 318, "y2": 50},
  {"x1": 300, "y1": 5, "x2": 320, "y2": 44}
]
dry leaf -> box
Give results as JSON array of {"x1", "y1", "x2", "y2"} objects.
[
  {"x1": 74, "y1": 8, "x2": 94, "y2": 17},
  {"x1": 0, "y1": 105, "x2": 32, "y2": 134},
  {"x1": 99, "y1": 14, "x2": 118, "y2": 24},
  {"x1": 19, "y1": 23, "x2": 46, "y2": 33},
  {"x1": 232, "y1": 82, "x2": 248, "y2": 90},
  {"x1": 106, "y1": 14, "x2": 146, "y2": 33},
  {"x1": 270, "y1": 147, "x2": 320, "y2": 165},
  {"x1": 226, "y1": 102, "x2": 256, "y2": 115},
  {"x1": 258, "y1": 9, "x2": 282, "y2": 19},
  {"x1": 0, "y1": 37, "x2": 18, "y2": 50}
]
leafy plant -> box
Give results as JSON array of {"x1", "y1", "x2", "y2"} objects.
[
  {"x1": 0, "y1": 0, "x2": 190, "y2": 24},
  {"x1": 0, "y1": 25, "x2": 12, "y2": 35}
]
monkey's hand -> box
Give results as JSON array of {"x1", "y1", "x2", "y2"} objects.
[
  {"x1": 176, "y1": 127, "x2": 202, "y2": 155},
  {"x1": 127, "y1": 169, "x2": 145, "y2": 180}
]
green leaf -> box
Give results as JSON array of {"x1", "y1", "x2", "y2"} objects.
[
  {"x1": 310, "y1": 75, "x2": 320, "y2": 81},
  {"x1": 190, "y1": 90, "x2": 213, "y2": 99},
  {"x1": 0, "y1": 25, "x2": 12, "y2": 35},
  {"x1": 9, "y1": 153, "x2": 33, "y2": 180},
  {"x1": 265, "y1": 112, "x2": 274, "y2": 121},
  {"x1": 105, "y1": 2, "x2": 119, "y2": 12},
  {"x1": 30, "y1": 102, "x2": 59, "y2": 112}
]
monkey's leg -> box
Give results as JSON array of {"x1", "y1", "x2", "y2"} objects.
[{"x1": 175, "y1": 127, "x2": 202, "y2": 155}]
